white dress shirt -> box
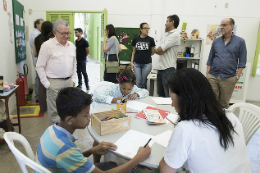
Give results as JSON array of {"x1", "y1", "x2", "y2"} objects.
[
  {"x1": 156, "y1": 29, "x2": 180, "y2": 70},
  {"x1": 29, "y1": 28, "x2": 41, "y2": 67},
  {"x1": 36, "y1": 37, "x2": 76, "y2": 89}
]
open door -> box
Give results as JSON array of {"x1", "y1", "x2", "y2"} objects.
[
  {"x1": 46, "y1": 12, "x2": 75, "y2": 43},
  {"x1": 100, "y1": 8, "x2": 107, "y2": 81}
]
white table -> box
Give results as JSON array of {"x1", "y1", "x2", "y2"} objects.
[{"x1": 88, "y1": 97, "x2": 176, "y2": 169}]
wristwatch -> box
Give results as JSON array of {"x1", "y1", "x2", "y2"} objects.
[{"x1": 236, "y1": 76, "x2": 240, "y2": 80}]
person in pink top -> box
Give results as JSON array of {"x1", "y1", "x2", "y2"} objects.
[{"x1": 36, "y1": 19, "x2": 77, "y2": 125}]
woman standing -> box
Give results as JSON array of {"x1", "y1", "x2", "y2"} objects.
[
  {"x1": 103, "y1": 24, "x2": 121, "y2": 83},
  {"x1": 159, "y1": 68, "x2": 251, "y2": 173},
  {"x1": 131, "y1": 23, "x2": 155, "y2": 89},
  {"x1": 33, "y1": 21, "x2": 54, "y2": 112}
]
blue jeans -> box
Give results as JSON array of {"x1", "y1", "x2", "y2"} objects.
[
  {"x1": 134, "y1": 62, "x2": 152, "y2": 89},
  {"x1": 157, "y1": 67, "x2": 176, "y2": 97},
  {"x1": 77, "y1": 60, "x2": 89, "y2": 86},
  {"x1": 35, "y1": 71, "x2": 39, "y2": 100}
]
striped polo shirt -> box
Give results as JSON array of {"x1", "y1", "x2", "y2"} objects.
[{"x1": 35, "y1": 124, "x2": 95, "y2": 173}]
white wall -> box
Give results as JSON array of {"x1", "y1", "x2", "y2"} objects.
[
  {"x1": 1, "y1": 0, "x2": 260, "y2": 109},
  {"x1": 0, "y1": 0, "x2": 32, "y2": 111}
]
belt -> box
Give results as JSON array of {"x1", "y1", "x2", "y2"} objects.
[{"x1": 50, "y1": 77, "x2": 70, "y2": 80}]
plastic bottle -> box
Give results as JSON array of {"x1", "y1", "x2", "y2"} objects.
[{"x1": 190, "y1": 45, "x2": 195, "y2": 57}]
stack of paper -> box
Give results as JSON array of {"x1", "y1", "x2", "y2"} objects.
[
  {"x1": 113, "y1": 129, "x2": 155, "y2": 158},
  {"x1": 127, "y1": 101, "x2": 154, "y2": 111},
  {"x1": 151, "y1": 97, "x2": 172, "y2": 105}
]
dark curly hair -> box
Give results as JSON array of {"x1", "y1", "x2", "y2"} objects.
[
  {"x1": 117, "y1": 70, "x2": 136, "y2": 85},
  {"x1": 56, "y1": 87, "x2": 93, "y2": 121}
]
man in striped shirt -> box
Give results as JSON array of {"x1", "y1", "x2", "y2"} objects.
[
  {"x1": 36, "y1": 87, "x2": 151, "y2": 173},
  {"x1": 154, "y1": 14, "x2": 180, "y2": 97}
]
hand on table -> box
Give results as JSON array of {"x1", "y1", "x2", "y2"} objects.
[
  {"x1": 93, "y1": 141, "x2": 117, "y2": 155},
  {"x1": 128, "y1": 93, "x2": 139, "y2": 100},
  {"x1": 135, "y1": 145, "x2": 151, "y2": 162}
]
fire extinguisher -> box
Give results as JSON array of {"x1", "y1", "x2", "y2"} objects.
[{"x1": 16, "y1": 71, "x2": 27, "y2": 106}]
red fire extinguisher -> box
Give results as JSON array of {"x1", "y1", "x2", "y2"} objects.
[{"x1": 16, "y1": 71, "x2": 27, "y2": 106}]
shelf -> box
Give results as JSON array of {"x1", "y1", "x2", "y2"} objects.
[{"x1": 177, "y1": 57, "x2": 200, "y2": 60}]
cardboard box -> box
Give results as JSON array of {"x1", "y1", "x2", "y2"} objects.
[{"x1": 91, "y1": 110, "x2": 131, "y2": 136}]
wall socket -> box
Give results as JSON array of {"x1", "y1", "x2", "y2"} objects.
[{"x1": 225, "y1": 3, "x2": 229, "y2": 8}]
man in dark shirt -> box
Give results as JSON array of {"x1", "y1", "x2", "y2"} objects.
[
  {"x1": 75, "y1": 28, "x2": 90, "y2": 90},
  {"x1": 206, "y1": 18, "x2": 247, "y2": 108}
]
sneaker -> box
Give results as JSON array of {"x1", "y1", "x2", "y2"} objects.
[{"x1": 76, "y1": 85, "x2": 82, "y2": 89}]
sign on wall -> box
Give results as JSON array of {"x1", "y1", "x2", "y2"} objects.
[{"x1": 12, "y1": 0, "x2": 26, "y2": 63}]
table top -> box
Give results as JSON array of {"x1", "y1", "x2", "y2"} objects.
[
  {"x1": 0, "y1": 85, "x2": 18, "y2": 98},
  {"x1": 88, "y1": 97, "x2": 177, "y2": 168}
]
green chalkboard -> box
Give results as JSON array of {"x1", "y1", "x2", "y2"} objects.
[
  {"x1": 13, "y1": 0, "x2": 26, "y2": 63},
  {"x1": 115, "y1": 27, "x2": 140, "y2": 61}
]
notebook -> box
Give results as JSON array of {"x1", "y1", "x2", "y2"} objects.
[
  {"x1": 135, "y1": 106, "x2": 170, "y2": 120},
  {"x1": 143, "y1": 108, "x2": 166, "y2": 125}
]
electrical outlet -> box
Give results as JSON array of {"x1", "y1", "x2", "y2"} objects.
[{"x1": 225, "y1": 3, "x2": 228, "y2": 8}]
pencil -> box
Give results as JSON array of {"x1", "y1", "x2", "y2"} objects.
[{"x1": 144, "y1": 138, "x2": 152, "y2": 147}]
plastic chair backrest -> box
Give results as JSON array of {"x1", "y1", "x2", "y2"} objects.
[
  {"x1": 3, "y1": 132, "x2": 51, "y2": 173},
  {"x1": 89, "y1": 81, "x2": 115, "y2": 113},
  {"x1": 228, "y1": 102, "x2": 260, "y2": 145}
]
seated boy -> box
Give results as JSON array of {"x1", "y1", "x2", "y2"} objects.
[{"x1": 35, "y1": 87, "x2": 151, "y2": 173}]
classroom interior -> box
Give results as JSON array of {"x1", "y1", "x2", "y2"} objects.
[{"x1": 0, "y1": 0, "x2": 260, "y2": 172}]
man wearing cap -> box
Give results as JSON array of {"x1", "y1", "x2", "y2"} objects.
[{"x1": 74, "y1": 28, "x2": 90, "y2": 90}]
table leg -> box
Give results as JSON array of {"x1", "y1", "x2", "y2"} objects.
[
  {"x1": 5, "y1": 98, "x2": 11, "y2": 132},
  {"x1": 16, "y1": 90, "x2": 21, "y2": 133}
]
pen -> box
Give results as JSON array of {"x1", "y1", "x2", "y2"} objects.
[{"x1": 144, "y1": 138, "x2": 152, "y2": 148}]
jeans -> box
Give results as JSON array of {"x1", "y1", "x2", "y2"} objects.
[
  {"x1": 77, "y1": 60, "x2": 89, "y2": 86},
  {"x1": 35, "y1": 71, "x2": 39, "y2": 100},
  {"x1": 134, "y1": 62, "x2": 152, "y2": 89},
  {"x1": 157, "y1": 67, "x2": 176, "y2": 97}
]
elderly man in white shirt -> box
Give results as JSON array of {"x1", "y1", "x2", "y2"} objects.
[
  {"x1": 36, "y1": 19, "x2": 76, "y2": 125},
  {"x1": 154, "y1": 14, "x2": 180, "y2": 97},
  {"x1": 29, "y1": 19, "x2": 44, "y2": 102}
]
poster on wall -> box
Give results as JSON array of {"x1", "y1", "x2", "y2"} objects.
[
  {"x1": 12, "y1": 0, "x2": 26, "y2": 63},
  {"x1": 206, "y1": 24, "x2": 237, "y2": 45},
  {"x1": 230, "y1": 62, "x2": 251, "y2": 103}
]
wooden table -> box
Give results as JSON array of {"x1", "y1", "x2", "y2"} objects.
[{"x1": 0, "y1": 86, "x2": 21, "y2": 143}]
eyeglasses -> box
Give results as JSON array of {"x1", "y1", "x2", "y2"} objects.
[
  {"x1": 56, "y1": 30, "x2": 71, "y2": 36},
  {"x1": 142, "y1": 27, "x2": 150, "y2": 30},
  {"x1": 219, "y1": 24, "x2": 230, "y2": 27}
]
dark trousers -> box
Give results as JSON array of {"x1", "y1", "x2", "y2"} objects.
[
  {"x1": 157, "y1": 67, "x2": 176, "y2": 97},
  {"x1": 38, "y1": 79, "x2": 47, "y2": 113},
  {"x1": 77, "y1": 60, "x2": 89, "y2": 86}
]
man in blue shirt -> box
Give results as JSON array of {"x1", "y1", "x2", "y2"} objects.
[{"x1": 206, "y1": 18, "x2": 247, "y2": 108}]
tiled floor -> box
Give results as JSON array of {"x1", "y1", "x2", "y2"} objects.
[{"x1": 0, "y1": 59, "x2": 259, "y2": 173}]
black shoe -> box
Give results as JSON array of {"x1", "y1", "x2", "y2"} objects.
[
  {"x1": 76, "y1": 85, "x2": 82, "y2": 88},
  {"x1": 36, "y1": 99, "x2": 39, "y2": 103},
  {"x1": 86, "y1": 84, "x2": 90, "y2": 90}
]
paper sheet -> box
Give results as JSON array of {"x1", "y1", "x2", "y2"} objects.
[
  {"x1": 154, "y1": 130, "x2": 173, "y2": 148},
  {"x1": 127, "y1": 100, "x2": 154, "y2": 111},
  {"x1": 114, "y1": 129, "x2": 155, "y2": 158},
  {"x1": 166, "y1": 113, "x2": 179, "y2": 125},
  {"x1": 151, "y1": 97, "x2": 172, "y2": 105}
]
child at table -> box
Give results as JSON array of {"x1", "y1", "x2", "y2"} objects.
[
  {"x1": 94, "y1": 70, "x2": 149, "y2": 104},
  {"x1": 35, "y1": 87, "x2": 151, "y2": 173}
]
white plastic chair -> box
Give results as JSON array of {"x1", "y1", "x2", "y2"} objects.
[
  {"x1": 3, "y1": 132, "x2": 51, "y2": 173},
  {"x1": 228, "y1": 102, "x2": 260, "y2": 145},
  {"x1": 89, "y1": 81, "x2": 115, "y2": 113}
]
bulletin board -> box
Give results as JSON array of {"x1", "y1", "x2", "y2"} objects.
[
  {"x1": 12, "y1": 0, "x2": 26, "y2": 63},
  {"x1": 115, "y1": 27, "x2": 139, "y2": 61}
]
